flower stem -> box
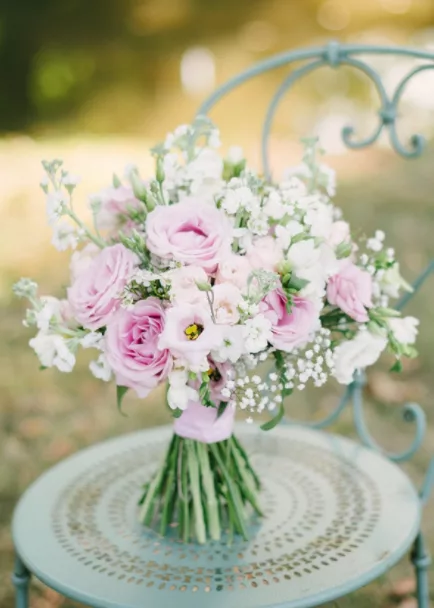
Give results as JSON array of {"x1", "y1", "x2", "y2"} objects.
[
  {"x1": 186, "y1": 439, "x2": 207, "y2": 544},
  {"x1": 180, "y1": 441, "x2": 190, "y2": 543},
  {"x1": 159, "y1": 435, "x2": 179, "y2": 535},
  {"x1": 196, "y1": 442, "x2": 221, "y2": 541}
]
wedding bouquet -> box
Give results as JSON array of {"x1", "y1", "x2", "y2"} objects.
[{"x1": 14, "y1": 116, "x2": 419, "y2": 544}]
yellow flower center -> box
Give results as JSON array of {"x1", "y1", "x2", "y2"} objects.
[
  {"x1": 207, "y1": 367, "x2": 222, "y2": 382},
  {"x1": 184, "y1": 323, "x2": 204, "y2": 341}
]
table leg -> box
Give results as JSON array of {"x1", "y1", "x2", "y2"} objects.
[
  {"x1": 11, "y1": 553, "x2": 31, "y2": 608},
  {"x1": 411, "y1": 533, "x2": 432, "y2": 608}
]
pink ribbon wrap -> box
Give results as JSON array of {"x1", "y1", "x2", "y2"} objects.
[{"x1": 173, "y1": 400, "x2": 235, "y2": 443}]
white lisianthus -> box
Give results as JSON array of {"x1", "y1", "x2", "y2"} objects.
[
  {"x1": 274, "y1": 221, "x2": 304, "y2": 251},
  {"x1": 333, "y1": 331, "x2": 388, "y2": 385},
  {"x1": 212, "y1": 325, "x2": 245, "y2": 363},
  {"x1": 29, "y1": 332, "x2": 76, "y2": 372},
  {"x1": 287, "y1": 239, "x2": 321, "y2": 271},
  {"x1": 51, "y1": 221, "x2": 78, "y2": 251},
  {"x1": 242, "y1": 314, "x2": 272, "y2": 353},
  {"x1": 89, "y1": 353, "x2": 112, "y2": 381},
  {"x1": 167, "y1": 369, "x2": 198, "y2": 410},
  {"x1": 380, "y1": 263, "x2": 413, "y2": 299},
  {"x1": 388, "y1": 316, "x2": 419, "y2": 345}
]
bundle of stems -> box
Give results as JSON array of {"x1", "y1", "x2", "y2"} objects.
[{"x1": 138, "y1": 434, "x2": 262, "y2": 544}]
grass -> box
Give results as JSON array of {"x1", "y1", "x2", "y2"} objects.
[{"x1": 0, "y1": 137, "x2": 433, "y2": 607}]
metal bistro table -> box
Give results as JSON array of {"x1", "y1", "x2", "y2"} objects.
[{"x1": 12, "y1": 41, "x2": 434, "y2": 607}]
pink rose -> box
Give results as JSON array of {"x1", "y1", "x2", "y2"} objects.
[
  {"x1": 105, "y1": 298, "x2": 172, "y2": 397},
  {"x1": 68, "y1": 244, "x2": 139, "y2": 330},
  {"x1": 91, "y1": 186, "x2": 142, "y2": 232},
  {"x1": 327, "y1": 262, "x2": 373, "y2": 322},
  {"x1": 260, "y1": 289, "x2": 318, "y2": 352},
  {"x1": 246, "y1": 236, "x2": 283, "y2": 272},
  {"x1": 215, "y1": 253, "x2": 252, "y2": 291},
  {"x1": 145, "y1": 201, "x2": 231, "y2": 273},
  {"x1": 158, "y1": 304, "x2": 222, "y2": 369}
]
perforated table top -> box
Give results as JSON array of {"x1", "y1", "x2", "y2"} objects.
[{"x1": 12, "y1": 424, "x2": 420, "y2": 608}]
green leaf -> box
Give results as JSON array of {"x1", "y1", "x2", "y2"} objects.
[
  {"x1": 39, "y1": 365, "x2": 48, "y2": 371},
  {"x1": 217, "y1": 401, "x2": 228, "y2": 419},
  {"x1": 288, "y1": 275, "x2": 309, "y2": 291},
  {"x1": 172, "y1": 408, "x2": 183, "y2": 419},
  {"x1": 390, "y1": 359, "x2": 403, "y2": 373},
  {"x1": 260, "y1": 403, "x2": 285, "y2": 431},
  {"x1": 116, "y1": 385, "x2": 129, "y2": 417}
]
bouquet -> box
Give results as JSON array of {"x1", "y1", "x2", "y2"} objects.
[{"x1": 14, "y1": 116, "x2": 419, "y2": 544}]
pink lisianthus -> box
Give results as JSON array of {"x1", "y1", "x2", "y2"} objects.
[
  {"x1": 169, "y1": 265, "x2": 208, "y2": 305},
  {"x1": 105, "y1": 297, "x2": 172, "y2": 397},
  {"x1": 215, "y1": 253, "x2": 252, "y2": 292},
  {"x1": 68, "y1": 244, "x2": 139, "y2": 330},
  {"x1": 260, "y1": 288, "x2": 318, "y2": 352},
  {"x1": 212, "y1": 283, "x2": 242, "y2": 325},
  {"x1": 208, "y1": 360, "x2": 233, "y2": 404},
  {"x1": 327, "y1": 261, "x2": 373, "y2": 322},
  {"x1": 246, "y1": 236, "x2": 283, "y2": 272},
  {"x1": 91, "y1": 186, "x2": 142, "y2": 232},
  {"x1": 145, "y1": 200, "x2": 231, "y2": 273},
  {"x1": 158, "y1": 304, "x2": 222, "y2": 369}
]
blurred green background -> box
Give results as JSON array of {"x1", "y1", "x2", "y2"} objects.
[{"x1": 1, "y1": 0, "x2": 434, "y2": 606}]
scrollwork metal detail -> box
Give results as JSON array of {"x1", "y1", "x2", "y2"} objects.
[{"x1": 198, "y1": 40, "x2": 434, "y2": 178}]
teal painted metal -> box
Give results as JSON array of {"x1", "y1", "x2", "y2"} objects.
[
  {"x1": 12, "y1": 424, "x2": 422, "y2": 608},
  {"x1": 198, "y1": 40, "x2": 434, "y2": 178}
]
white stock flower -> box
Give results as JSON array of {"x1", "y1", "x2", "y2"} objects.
[
  {"x1": 333, "y1": 331, "x2": 387, "y2": 385},
  {"x1": 34, "y1": 296, "x2": 63, "y2": 332},
  {"x1": 242, "y1": 314, "x2": 272, "y2": 353},
  {"x1": 304, "y1": 202, "x2": 334, "y2": 239},
  {"x1": 263, "y1": 191, "x2": 286, "y2": 220},
  {"x1": 29, "y1": 333, "x2": 76, "y2": 372},
  {"x1": 167, "y1": 369, "x2": 198, "y2": 410},
  {"x1": 89, "y1": 353, "x2": 112, "y2": 381},
  {"x1": 51, "y1": 221, "x2": 78, "y2": 251},
  {"x1": 212, "y1": 325, "x2": 244, "y2": 363},
  {"x1": 380, "y1": 263, "x2": 412, "y2": 298},
  {"x1": 388, "y1": 316, "x2": 419, "y2": 345},
  {"x1": 80, "y1": 331, "x2": 104, "y2": 349},
  {"x1": 46, "y1": 191, "x2": 68, "y2": 225},
  {"x1": 280, "y1": 176, "x2": 308, "y2": 201}
]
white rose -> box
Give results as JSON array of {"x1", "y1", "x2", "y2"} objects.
[
  {"x1": 388, "y1": 316, "x2": 419, "y2": 345},
  {"x1": 333, "y1": 331, "x2": 387, "y2": 385},
  {"x1": 29, "y1": 333, "x2": 76, "y2": 372}
]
